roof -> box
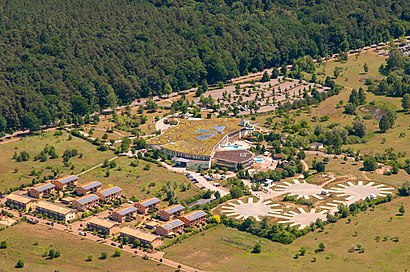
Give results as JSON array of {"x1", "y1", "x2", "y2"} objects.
[
  {"x1": 115, "y1": 206, "x2": 138, "y2": 216},
  {"x1": 213, "y1": 150, "x2": 254, "y2": 163},
  {"x1": 79, "y1": 181, "x2": 102, "y2": 191},
  {"x1": 120, "y1": 227, "x2": 161, "y2": 243},
  {"x1": 139, "y1": 197, "x2": 160, "y2": 208},
  {"x1": 98, "y1": 186, "x2": 122, "y2": 197},
  {"x1": 6, "y1": 193, "x2": 36, "y2": 204},
  {"x1": 75, "y1": 194, "x2": 99, "y2": 205},
  {"x1": 183, "y1": 210, "x2": 207, "y2": 222},
  {"x1": 311, "y1": 142, "x2": 323, "y2": 147},
  {"x1": 161, "y1": 204, "x2": 185, "y2": 215},
  {"x1": 36, "y1": 201, "x2": 74, "y2": 215},
  {"x1": 160, "y1": 219, "x2": 184, "y2": 230},
  {"x1": 88, "y1": 217, "x2": 119, "y2": 229},
  {"x1": 32, "y1": 183, "x2": 56, "y2": 192},
  {"x1": 56, "y1": 175, "x2": 78, "y2": 185}
]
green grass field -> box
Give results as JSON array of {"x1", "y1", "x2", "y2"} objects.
[
  {"x1": 79, "y1": 157, "x2": 199, "y2": 201},
  {"x1": 0, "y1": 223, "x2": 171, "y2": 272},
  {"x1": 0, "y1": 131, "x2": 115, "y2": 193},
  {"x1": 164, "y1": 197, "x2": 410, "y2": 272}
]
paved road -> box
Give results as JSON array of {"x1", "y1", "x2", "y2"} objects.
[{"x1": 161, "y1": 162, "x2": 230, "y2": 197}]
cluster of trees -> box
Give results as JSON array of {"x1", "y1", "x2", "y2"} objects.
[
  {"x1": 221, "y1": 215, "x2": 329, "y2": 244},
  {"x1": 344, "y1": 88, "x2": 366, "y2": 115},
  {"x1": 1, "y1": 0, "x2": 409, "y2": 133}
]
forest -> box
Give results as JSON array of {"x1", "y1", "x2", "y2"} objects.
[{"x1": 0, "y1": 0, "x2": 409, "y2": 133}]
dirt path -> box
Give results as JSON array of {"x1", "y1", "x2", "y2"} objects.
[{"x1": 77, "y1": 156, "x2": 118, "y2": 176}]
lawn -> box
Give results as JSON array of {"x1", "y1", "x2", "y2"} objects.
[
  {"x1": 78, "y1": 157, "x2": 200, "y2": 201},
  {"x1": 0, "y1": 130, "x2": 115, "y2": 193},
  {"x1": 0, "y1": 223, "x2": 171, "y2": 272},
  {"x1": 164, "y1": 197, "x2": 410, "y2": 272}
]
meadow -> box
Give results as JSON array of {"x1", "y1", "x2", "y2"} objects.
[
  {"x1": 0, "y1": 130, "x2": 115, "y2": 193},
  {"x1": 0, "y1": 223, "x2": 171, "y2": 272},
  {"x1": 78, "y1": 157, "x2": 199, "y2": 201},
  {"x1": 164, "y1": 196, "x2": 410, "y2": 272}
]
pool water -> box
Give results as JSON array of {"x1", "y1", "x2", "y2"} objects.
[
  {"x1": 254, "y1": 157, "x2": 264, "y2": 163},
  {"x1": 224, "y1": 145, "x2": 242, "y2": 150}
]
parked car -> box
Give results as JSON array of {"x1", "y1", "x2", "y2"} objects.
[
  {"x1": 79, "y1": 231, "x2": 87, "y2": 236},
  {"x1": 46, "y1": 222, "x2": 52, "y2": 226},
  {"x1": 111, "y1": 242, "x2": 117, "y2": 246}
]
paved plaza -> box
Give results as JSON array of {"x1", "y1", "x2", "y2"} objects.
[
  {"x1": 221, "y1": 197, "x2": 282, "y2": 221},
  {"x1": 274, "y1": 179, "x2": 324, "y2": 199},
  {"x1": 272, "y1": 207, "x2": 328, "y2": 230},
  {"x1": 331, "y1": 181, "x2": 394, "y2": 201}
]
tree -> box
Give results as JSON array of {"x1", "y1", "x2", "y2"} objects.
[
  {"x1": 333, "y1": 67, "x2": 340, "y2": 78},
  {"x1": 113, "y1": 249, "x2": 122, "y2": 257},
  {"x1": 314, "y1": 162, "x2": 325, "y2": 172},
  {"x1": 214, "y1": 191, "x2": 221, "y2": 199},
  {"x1": 100, "y1": 252, "x2": 108, "y2": 259},
  {"x1": 22, "y1": 112, "x2": 40, "y2": 132},
  {"x1": 399, "y1": 203, "x2": 405, "y2": 214},
  {"x1": 401, "y1": 94, "x2": 410, "y2": 111},
  {"x1": 145, "y1": 98, "x2": 158, "y2": 112},
  {"x1": 363, "y1": 62, "x2": 369, "y2": 73},
  {"x1": 71, "y1": 96, "x2": 90, "y2": 115},
  {"x1": 387, "y1": 48, "x2": 403, "y2": 71},
  {"x1": 119, "y1": 137, "x2": 132, "y2": 153},
  {"x1": 353, "y1": 118, "x2": 366, "y2": 138},
  {"x1": 203, "y1": 189, "x2": 212, "y2": 199},
  {"x1": 398, "y1": 181, "x2": 410, "y2": 196},
  {"x1": 379, "y1": 111, "x2": 396, "y2": 132},
  {"x1": 229, "y1": 186, "x2": 244, "y2": 198},
  {"x1": 363, "y1": 156, "x2": 378, "y2": 171},
  {"x1": 261, "y1": 71, "x2": 270, "y2": 82},
  {"x1": 0, "y1": 116, "x2": 6, "y2": 133},
  {"x1": 0, "y1": 240, "x2": 7, "y2": 249},
  {"x1": 15, "y1": 259, "x2": 24, "y2": 268},
  {"x1": 163, "y1": 82, "x2": 173, "y2": 97},
  {"x1": 251, "y1": 243, "x2": 262, "y2": 253},
  {"x1": 316, "y1": 242, "x2": 326, "y2": 252},
  {"x1": 344, "y1": 103, "x2": 356, "y2": 115},
  {"x1": 86, "y1": 255, "x2": 93, "y2": 262}
]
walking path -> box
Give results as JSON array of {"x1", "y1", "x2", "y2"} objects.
[{"x1": 77, "y1": 156, "x2": 118, "y2": 176}]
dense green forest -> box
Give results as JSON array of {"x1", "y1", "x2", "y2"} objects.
[{"x1": 0, "y1": 0, "x2": 409, "y2": 133}]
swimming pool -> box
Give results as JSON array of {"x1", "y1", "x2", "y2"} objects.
[
  {"x1": 224, "y1": 145, "x2": 242, "y2": 150},
  {"x1": 254, "y1": 157, "x2": 264, "y2": 163}
]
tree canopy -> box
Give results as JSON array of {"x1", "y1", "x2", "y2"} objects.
[{"x1": 0, "y1": 0, "x2": 409, "y2": 132}]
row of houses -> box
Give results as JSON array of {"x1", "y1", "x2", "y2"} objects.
[
  {"x1": 85, "y1": 209, "x2": 207, "y2": 248},
  {"x1": 5, "y1": 185, "x2": 123, "y2": 221},
  {"x1": 5, "y1": 194, "x2": 76, "y2": 222}
]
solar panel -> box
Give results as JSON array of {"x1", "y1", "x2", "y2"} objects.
[
  {"x1": 186, "y1": 211, "x2": 207, "y2": 221},
  {"x1": 77, "y1": 194, "x2": 99, "y2": 204},
  {"x1": 141, "y1": 197, "x2": 160, "y2": 207},
  {"x1": 82, "y1": 181, "x2": 102, "y2": 191},
  {"x1": 100, "y1": 186, "x2": 122, "y2": 196},
  {"x1": 163, "y1": 219, "x2": 184, "y2": 230},
  {"x1": 164, "y1": 205, "x2": 184, "y2": 214},
  {"x1": 59, "y1": 175, "x2": 78, "y2": 184},
  {"x1": 36, "y1": 183, "x2": 56, "y2": 192},
  {"x1": 117, "y1": 206, "x2": 138, "y2": 216}
]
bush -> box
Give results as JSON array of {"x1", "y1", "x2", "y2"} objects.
[
  {"x1": 15, "y1": 259, "x2": 24, "y2": 268},
  {"x1": 251, "y1": 243, "x2": 262, "y2": 253},
  {"x1": 99, "y1": 252, "x2": 108, "y2": 259}
]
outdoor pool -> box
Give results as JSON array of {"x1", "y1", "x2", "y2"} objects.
[
  {"x1": 224, "y1": 145, "x2": 242, "y2": 150},
  {"x1": 254, "y1": 157, "x2": 264, "y2": 163}
]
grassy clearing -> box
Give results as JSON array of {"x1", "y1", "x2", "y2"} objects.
[
  {"x1": 0, "y1": 223, "x2": 171, "y2": 272},
  {"x1": 79, "y1": 157, "x2": 200, "y2": 200},
  {"x1": 316, "y1": 51, "x2": 387, "y2": 90},
  {"x1": 0, "y1": 131, "x2": 114, "y2": 193},
  {"x1": 304, "y1": 153, "x2": 407, "y2": 188},
  {"x1": 164, "y1": 197, "x2": 410, "y2": 272}
]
